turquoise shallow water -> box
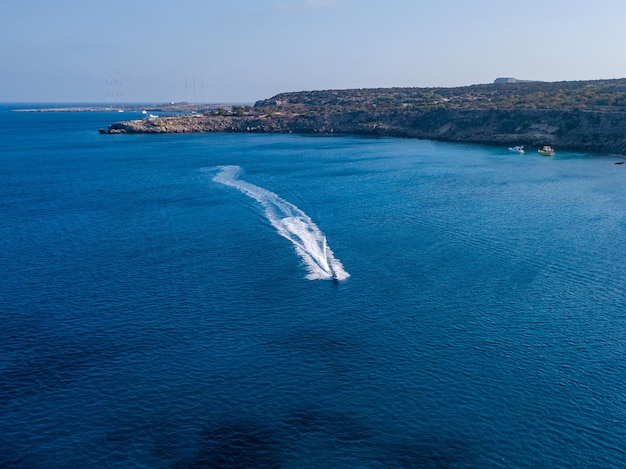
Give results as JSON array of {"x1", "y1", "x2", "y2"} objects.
[{"x1": 1, "y1": 106, "x2": 626, "y2": 468}]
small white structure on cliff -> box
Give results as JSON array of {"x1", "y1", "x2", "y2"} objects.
[
  {"x1": 494, "y1": 77, "x2": 539, "y2": 84},
  {"x1": 494, "y1": 77, "x2": 519, "y2": 84}
]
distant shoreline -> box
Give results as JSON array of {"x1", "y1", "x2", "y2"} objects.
[
  {"x1": 11, "y1": 103, "x2": 232, "y2": 113},
  {"x1": 13, "y1": 107, "x2": 132, "y2": 113}
]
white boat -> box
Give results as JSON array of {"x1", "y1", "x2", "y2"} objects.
[
  {"x1": 509, "y1": 145, "x2": 524, "y2": 154},
  {"x1": 538, "y1": 145, "x2": 555, "y2": 156}
]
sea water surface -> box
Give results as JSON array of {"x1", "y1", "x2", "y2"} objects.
[{"x1": 1, "y1": 105, "x2": 625, "y2": 468}]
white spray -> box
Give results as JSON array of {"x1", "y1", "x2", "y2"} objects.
[{"x1": 210, "y1": 165, "x2": 348, "y2": 281}]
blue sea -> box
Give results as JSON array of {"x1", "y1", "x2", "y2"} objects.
[{"x1": 1, "y1": 105, "x2": 625, "y2": 468}]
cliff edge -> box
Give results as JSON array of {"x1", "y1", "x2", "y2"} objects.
[{"x1": 101, "y1": 79, "x2": 626, "y2": 154}]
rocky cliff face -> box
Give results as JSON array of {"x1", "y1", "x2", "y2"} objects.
[
  {"x1": 101, "y1": 80, "x2": 626, "y2": 154},
  {"x1": 102, "y1": 108, "x2": 626, "y2": 154}
]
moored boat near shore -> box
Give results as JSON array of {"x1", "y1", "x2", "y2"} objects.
[
  {"x1": 538, "y1": 145, "x2": 555, "y2": 156},
  {"x1": 509, "y1": 145, "x2": 524, "y2": 154}
]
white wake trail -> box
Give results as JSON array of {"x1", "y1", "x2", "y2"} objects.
[{"x1": 210, "y1": 165, "x2": 348, "y2": 281}]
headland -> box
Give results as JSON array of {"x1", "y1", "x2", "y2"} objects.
[{"x1": 99, "y1": 79, "x2": 626, "y2": 154}]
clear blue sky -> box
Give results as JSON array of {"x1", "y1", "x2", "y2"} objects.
[{"x1": 2, "y1": 0, "x2": 625, "y2": 103}]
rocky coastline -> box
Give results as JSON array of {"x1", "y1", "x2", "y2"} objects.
[{"x1": 100, "y1": 79, "x2": 626, "y2": 154}]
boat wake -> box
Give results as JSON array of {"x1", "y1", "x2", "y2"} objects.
[{"x1": 209, "y1": 165, "x2": 348, "y2": 281}]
